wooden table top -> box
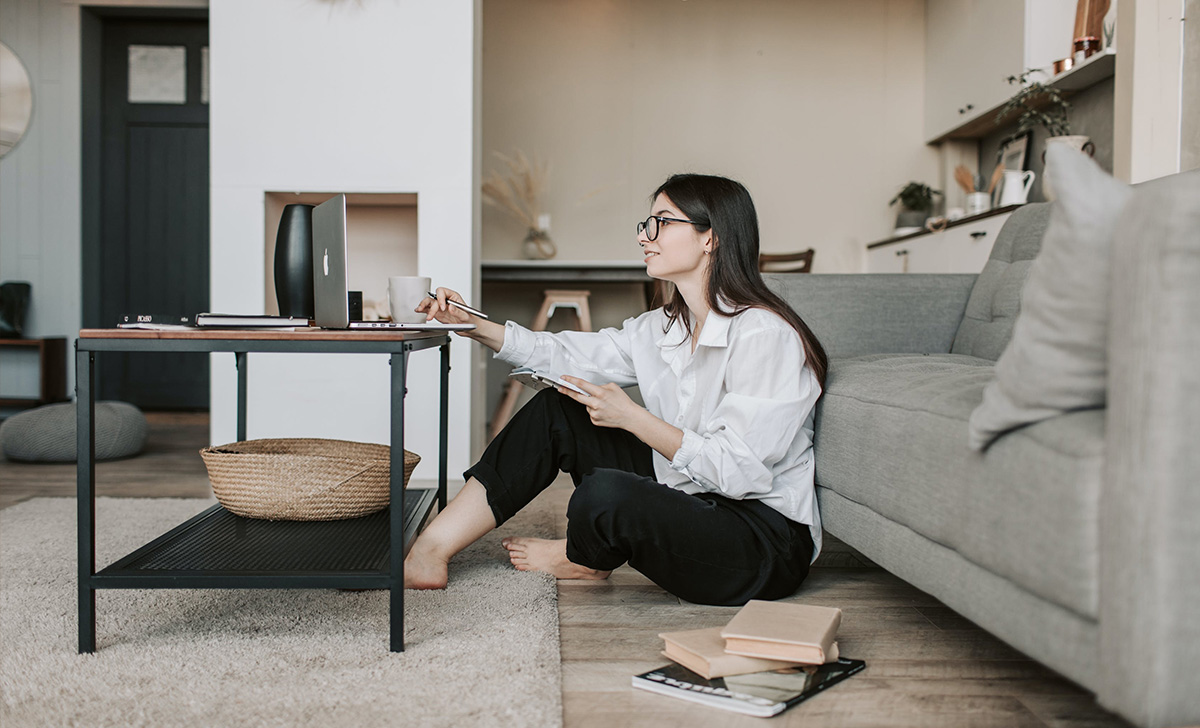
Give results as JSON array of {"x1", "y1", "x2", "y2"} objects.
[{"x1": 79, "y1": 327, "x2": 451, "y2": 342}]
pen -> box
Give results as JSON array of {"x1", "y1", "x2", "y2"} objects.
[{"x1": 427, "y1": 292, "x2": 489, "y2": 319}]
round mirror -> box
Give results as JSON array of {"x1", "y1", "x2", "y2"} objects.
[{"x1": 0, "y1": 42, "x2": 34, "y2": 158}]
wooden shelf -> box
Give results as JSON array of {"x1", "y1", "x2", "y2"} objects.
[
  {"x1": 0, "y1": 337, "x2": 67, "y2": 408},
  {"x1": 867, "y1": 205, "x2": 1021, "y2": 249},
  {"x1": 929, "y1": 50, "x2": 1116, "y2": 144}
]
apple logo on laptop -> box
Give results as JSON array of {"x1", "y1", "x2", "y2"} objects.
[{"x1": 323, "y1": 248, "x2": 329, "y2": 276}]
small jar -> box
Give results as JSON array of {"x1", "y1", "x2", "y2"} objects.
[{"x1": 1073, "y1": 37, "x2": 1100, "y2": 64}]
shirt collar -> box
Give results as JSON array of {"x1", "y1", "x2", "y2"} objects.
[
  {"x1": 696, "y1": 306, "x2": 733, "y2": 349},
  {"x1": 656, "y1": 314, "x2": 689, "y2": 351},
  {"x1": 654, "y1": 303, "x2": 735, "y2": 352}
]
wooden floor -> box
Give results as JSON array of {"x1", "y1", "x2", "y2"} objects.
[
  {"x1": 0, "y1": 413, "x2": 1131, "y2": 727},
  {"x1": 0, "y1": 411, "x2": 213, "y2": 510}
]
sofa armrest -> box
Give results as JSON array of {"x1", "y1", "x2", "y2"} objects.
[
  {"x1": 764, "y1": 273, "x2": 976, "y2": 358},
  {"x1": 1100, "y1": 174, "x2": 1200, "y2": 727}
]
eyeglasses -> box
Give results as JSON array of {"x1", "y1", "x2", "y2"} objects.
[{"x1": 636, "y1": 215, "x2": 698, "y2": 242}]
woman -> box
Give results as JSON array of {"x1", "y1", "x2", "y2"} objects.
[{"x1": 405, "y1": 173, "x2": 827, "y2": 606}]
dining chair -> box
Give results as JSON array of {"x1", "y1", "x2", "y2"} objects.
[{"x1": 758, "y1": 249, "x2": 815, "y2": 273}]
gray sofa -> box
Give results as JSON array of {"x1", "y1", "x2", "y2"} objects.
[{"x1": 765, "y1": 170, "x2": 1199, "y2": 728}]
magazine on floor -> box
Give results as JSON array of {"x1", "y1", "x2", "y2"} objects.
[{"x1": 632, "y1": 658, "x2": 866, "y2": 718}]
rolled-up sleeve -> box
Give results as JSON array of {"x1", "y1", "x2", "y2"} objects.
[
  {"x1": 669, "y1": 326, "x2": 818, "y2": 500},
  {"x1": 495, "y1": 319, "x2": 639, "y2": 388}
]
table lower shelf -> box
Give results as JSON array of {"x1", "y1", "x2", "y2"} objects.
[{"x1": 93, "y1": 488, "x2": 438, "y2": 589}]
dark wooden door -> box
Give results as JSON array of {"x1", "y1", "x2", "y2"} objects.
[{"x1": 96, "y1": 18, "x2": 209, "y2": 409}]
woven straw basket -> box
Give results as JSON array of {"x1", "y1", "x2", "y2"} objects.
[{"x1": 200, "y1": 438, "x2": 420, "y2": 521}]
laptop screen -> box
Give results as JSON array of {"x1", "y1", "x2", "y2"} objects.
[{"x1": 311, "y1": 194, "x2": 349, "y2": 329}]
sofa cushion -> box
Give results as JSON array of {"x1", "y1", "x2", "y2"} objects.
[
  {"x1": 950, "y1": 203, "x2": 1049, "y2": 361},
  {"x1": 815, "y1": 354, "x2": 994, "y2": 551},
  {"x1": 967, "y1": 145, "x2": 1132, "y2": 451},
  {"x1": 959, "y1": 407, "x2": 1104, "y2": 619},
  {"x1": 815, "y1": 354, "x2": 1102, "y2": 618}
]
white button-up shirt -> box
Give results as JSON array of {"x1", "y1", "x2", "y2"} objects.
[{"x1": 496, "y1": 305, "x2": 823, "y2": 561}]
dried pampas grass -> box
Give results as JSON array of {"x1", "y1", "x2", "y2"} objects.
[{"x1": 482, "y1": 151, "x2": 549, "y2": 229}]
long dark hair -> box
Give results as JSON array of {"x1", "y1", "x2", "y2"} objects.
[{"x1": 652, "y1": 173, "x2": 828, "y2": 388}]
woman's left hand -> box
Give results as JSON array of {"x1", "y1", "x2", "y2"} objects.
[{"x1": 557, "y1": 376, "x2": 645, "y2": 431}]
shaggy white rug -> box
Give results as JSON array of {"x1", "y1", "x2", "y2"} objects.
[{"x1": 0, "y1": 497, "x2": 562, "y2": 727}]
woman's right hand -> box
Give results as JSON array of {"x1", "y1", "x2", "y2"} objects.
[
  {"x1": 417, "y1": 287, "x2": 473, "y2": 325},
  {"x1": 417, "y1": 287, "x2": 507, "y2": 351}
]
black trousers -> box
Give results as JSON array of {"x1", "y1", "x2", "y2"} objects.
[{"x1": 464, "y1": 389, "x2": 813, "y2": 606}]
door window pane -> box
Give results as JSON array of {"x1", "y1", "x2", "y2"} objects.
[
  {"x1": 201, "y1": 46, "x2": 209, "y2": 104},
  {"x1": 128, "y1": 45, "x2": 186, "y2": 104}
]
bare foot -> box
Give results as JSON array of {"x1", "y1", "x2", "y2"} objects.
[
  {"x1": 404, "y1": 542, "x2": 449, "y2": 589},
  {"x1": 501, "y1": 537, "x2": 611, "y2": 580}
]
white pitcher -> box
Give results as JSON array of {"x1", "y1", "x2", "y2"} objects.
[{"x1": 999, "y1": 170, "x2": 1035, "y2": 206}]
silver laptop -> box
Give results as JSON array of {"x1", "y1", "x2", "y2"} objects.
[{"x1": 310, "y1": 194, "x2": 474, "y2": 331}]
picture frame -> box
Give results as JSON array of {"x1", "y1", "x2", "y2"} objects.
[{"x1": 999, "y1": 132, "x2": 1032, "y2": 172}]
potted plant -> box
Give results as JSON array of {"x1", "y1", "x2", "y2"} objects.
[
  {"x1": 889, "y1": 182, "x2": 941, "y2": 230},
  {"x1": 995, "y1": 70, "x2": 1071, "y2": 147},
  {"x1": 995, "y1": 70, "x2": 1092, "y2": 199}
]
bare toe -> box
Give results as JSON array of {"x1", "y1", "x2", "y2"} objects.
[{"x1": 502, "y1": 537, "x2": 612, "y2": 580}]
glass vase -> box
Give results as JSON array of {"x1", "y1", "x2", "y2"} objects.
[{"x1": 522, "y1": 228, "x2": 557, "y2": 260}]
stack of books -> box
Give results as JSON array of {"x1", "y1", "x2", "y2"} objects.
[
  {"x1": 632, "y1": 600, "x2": 865, "y2": 717},
  {"x1": 117, "y1": 313, "x2": 310, "y2": 330}
]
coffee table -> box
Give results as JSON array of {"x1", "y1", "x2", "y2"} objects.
[{"x1": 76, "y1": 327, "x2": 453, "y2": 652}]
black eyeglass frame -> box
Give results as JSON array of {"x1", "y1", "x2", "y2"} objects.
[{"x1": 636, "y1": 215, "x2": 700, "y2": 242}]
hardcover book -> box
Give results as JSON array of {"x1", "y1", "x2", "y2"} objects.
[
  {"x1": 659, "y1": 626, "x2": 804, "y2": 679},
  {"x1": 118, "y1": 314, "x2": 193, "y2": 330},
  {"x1": 194, "y1": 313, "x2": 310, "y2": 328},
  {"x1": 720, "y1": 601, "x2": 842, "y2": 665},
  {"x1": 632, "y1": 658, "x2": 866, "y2": 718}
]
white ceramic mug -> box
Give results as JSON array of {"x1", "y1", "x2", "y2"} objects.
[
  {"x1": 387, "y1": 276, "x2": 431, "y2": 323},
  {"x1": 999, "y1": 170, "x2": 1036, "y2": 206},
  {"x1": 965, "y1": 192, "x2": 990, "y2": 216}
]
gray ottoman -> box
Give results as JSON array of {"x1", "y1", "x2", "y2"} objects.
[{"x1": 0, "y1": 401, "x2": 147, "y2": 462}]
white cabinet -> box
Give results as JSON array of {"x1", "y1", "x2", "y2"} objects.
[
  {"x1": 925, "y1": 0, "x2": 1078, "y2": 142},
  {"x1": 867, "y1": 244, "x2": 909, "y2": 273},
  {"x1": 866, "y1": 210, "x2": 1013, "y2": 274}
]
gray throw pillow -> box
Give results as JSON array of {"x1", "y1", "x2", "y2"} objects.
[{"x1": 967, "y1": 144, "x2": 1132, "y2": 450}]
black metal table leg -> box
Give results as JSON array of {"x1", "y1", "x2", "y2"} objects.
[
  {"x1": 389, "y1": 348, "x2": 409, "y2": 652},
  {"x1": 75, "y1": 331, "x2": 450, "y2": 652},
  {"x1": 235, "y1": 352, "x2": 248, "y2": 441},
  {"x1": 76, "y1": 345, "x2": 96, "y2": 653},
  {"x1": 439, "y1": 343, "x2": 450, "y2": 511}
]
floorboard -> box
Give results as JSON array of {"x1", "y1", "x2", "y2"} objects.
[
  {"x1": 0, "y1": 411, "x2": 212, "y2": 510},
  {"x1": 0, "y1": 412, "x2": 1133, "y2": 726}
]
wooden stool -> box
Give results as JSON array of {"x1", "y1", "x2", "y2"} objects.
[{"x1": 489, "y1": 290, "x2": 592, "y2": 440}]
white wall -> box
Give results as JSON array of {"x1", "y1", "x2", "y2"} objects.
[
  {"x1": 1185, "y1": 0, "x2": 1200, "y2": 172},
  {"x1": 0, "y1": 0, "x2": 86, "y2": 400},
  {"x1": 481, "y1": 0, "x2": 938, "y2": 273},
  {"x1": 1, "y1": 0, "x2": 210, "y2": 403},
  {"x1": 209, "y1": 0, "x2": 478, "y2": 480},
  {"x1": 1114, "y1": 0, "x2": 1189, "y2": 182}
]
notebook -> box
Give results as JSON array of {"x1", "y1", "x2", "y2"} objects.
[
  {"x1": 310, "y1": 194, "x2": 473, "y2": 332},
  {"x1": 720, "y1": 601, "x2": 842, "y2": 665},
  {"x1": 658, "y1": 626, "x2": 803, "y2": 679}
]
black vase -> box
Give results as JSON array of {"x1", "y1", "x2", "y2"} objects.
[{"x1": 274, "y1": 204, "x2": 316, "y2": 317}]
